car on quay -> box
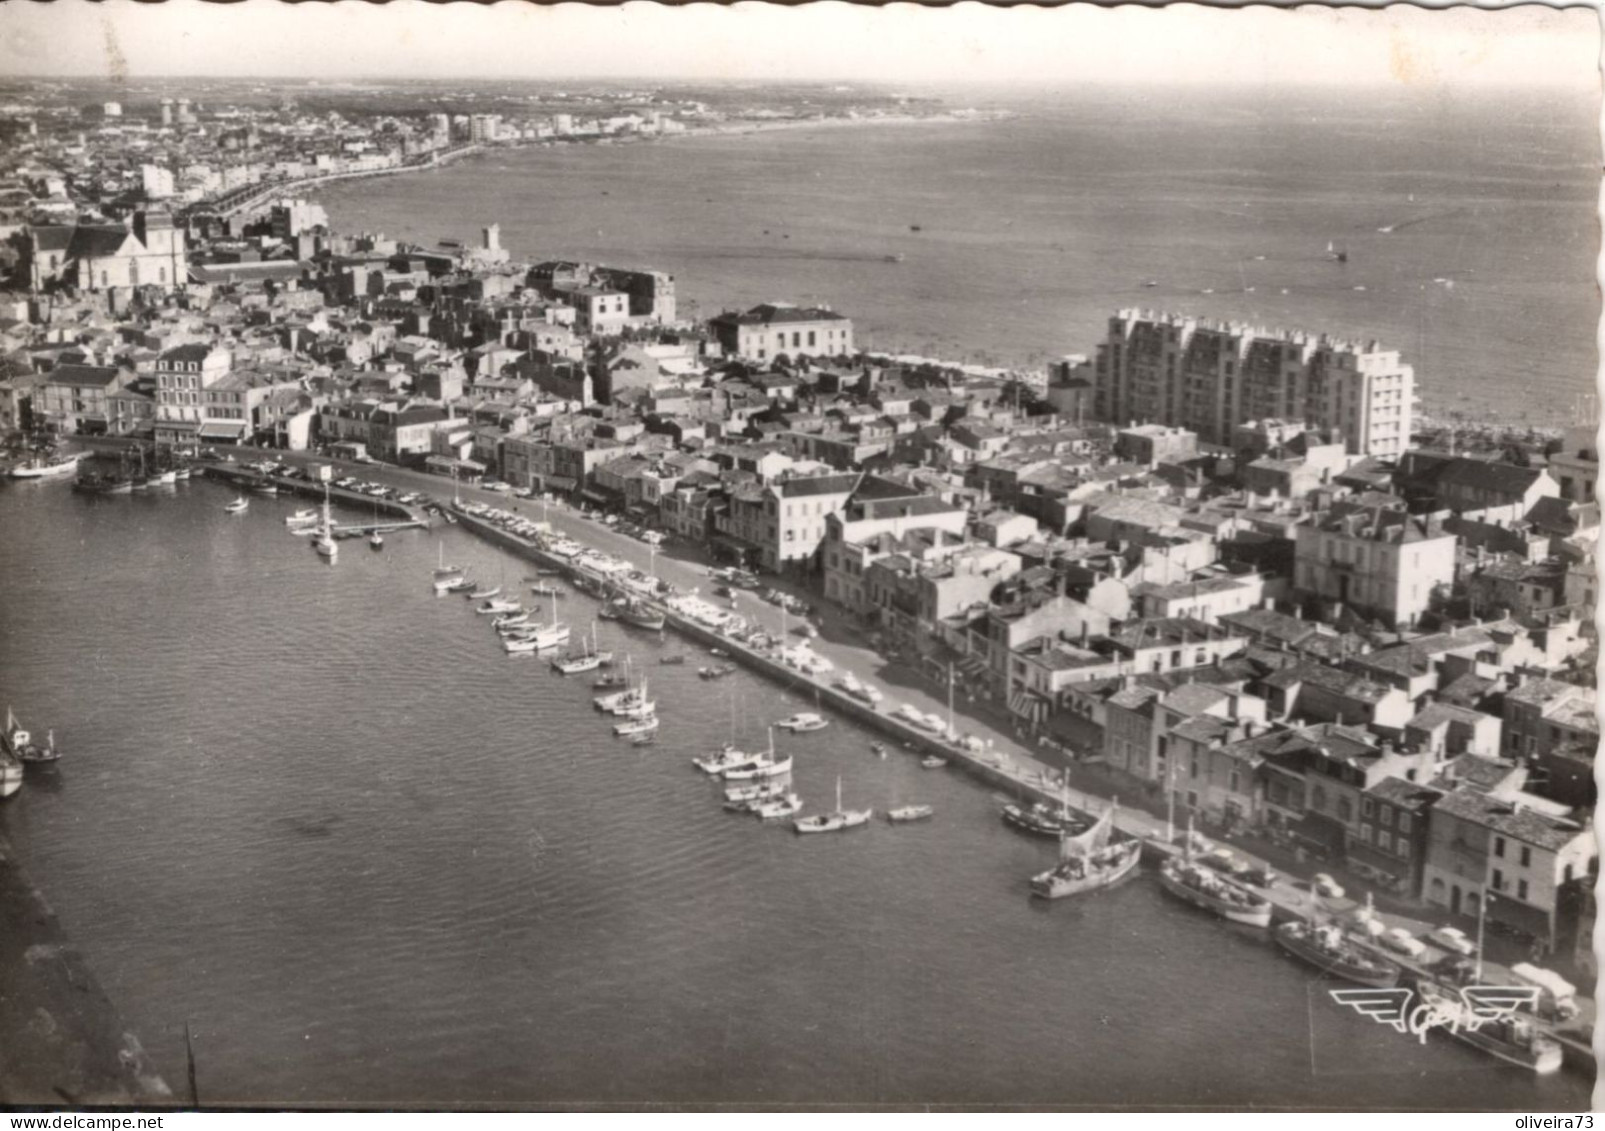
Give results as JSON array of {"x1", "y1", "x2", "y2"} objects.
[
  {"x1": 1427, "y1": 925, "x2": 1478, "y2": 957},
  {"x1": 1380, "y1": 928, "x2": 1426, "y2": 959},
  {"x1": 1312, "y1": 873, "x2": 1345, "y2": 899}
]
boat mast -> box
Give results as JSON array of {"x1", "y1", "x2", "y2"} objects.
[
  {"x1": 947, "y1": 662, "x2": 955, "y2": 739},
  {"x1": 1474, "y1": 891, "x2": 1488, "y2": 983}
]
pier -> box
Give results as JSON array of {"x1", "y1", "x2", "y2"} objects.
[{"x1": 197, "y1": 464, "x2": 430, "y2": 533}]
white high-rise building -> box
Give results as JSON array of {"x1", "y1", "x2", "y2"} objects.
[
  {"x1": 141, "y1": 164, "x2": 175, "y2": 200},
  {"x1": 1090, "y1": 309, "x2": 1414, "y2": 459}
]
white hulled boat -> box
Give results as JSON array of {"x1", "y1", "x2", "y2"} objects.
[
  {"x1": 793, "y1": 776, "x2": 872, "y2": 834},
  {"x1": 1029, "y1": 801, "x2": 1142, "y2": 899},
  {"x1": 312, "y1": 484, "x2": 338, "y2": 560},
  {"x1": 224, "y1": 496, "x2": 249, "y2": 514},
  {"x1": 432, "y1": 543, "x2": 466, "y2": 594},
  {"x1": 9, "y1": 452, "x2": 82, "y2": 479}
]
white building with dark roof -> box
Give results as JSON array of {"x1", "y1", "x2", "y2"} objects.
[{"x1": 708, "y1": 303, "x2": 853, "y2": 363}]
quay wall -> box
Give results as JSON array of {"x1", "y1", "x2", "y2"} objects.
[
  {"x1": 198, "y1": 465, "x2": 424, "y2": 526},
  {"x1": 449, "y1": 504, "x2": 1596, "y2": 1074}
]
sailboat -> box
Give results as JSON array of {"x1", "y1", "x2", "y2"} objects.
[
  {"x1": 313, "y1": 484, "x2": 338, "y2": 560},
  {"x1": 1326, "y1": 240, "x2": 1348, "y2": 264},
  {"x1": 432, "y1": 542, "x2": 466, "y2": 595},
  {"x1": 793, "y1": 775, "x2": 872, "y2": 834},
  {"x1": 369, "y1": 500, "x2": 384, "y2": 550},
  {"x1": 553, "y1": 622, "x2": 605, "y2": 674},
  {"x1": 722, "y1": 728, "x2": 790, "y2": 780},
  {"x1": 1029, "y1": 801, "x2": 1141, "y2": 899},
  {"x1": 525, "y1": 597, "x2": 571, "y2": 650}
]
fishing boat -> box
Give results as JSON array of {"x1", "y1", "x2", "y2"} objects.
[
  {"x1": 723, "y1": 753, "x2": 792, "y2": 781},
  {"x1": 173, "y1": 466, "x2": 192, "y2": 481},
  {"x1": 725, "y1": 779, "x2": 786, "y2": 804},
  {"x1": 445, "y1": 578, "x2": 476, "y2": 594},
  {"x1": 224, "y1": 496, "x2": 249, "y2": 514},
  {"x1": 1157, "y1": 822, "x2": 1273, "y2": 928},
  {"x1": 285, "y1": 509, "x2": 318, "y2": 526},
  {"x1": 1029, "y1": 803, "x2": 1142, "y2": 899},
  {"x1": 2, "y1": 707, "x2": 59, "y2": 765},
  {"x1": 722, "y1": 730, "x2": 788, "y2": 781},
  {"x1": 794, "y1": 776, "x2": 872, "y2": 834},
  {"x1": 368, "y1": 500, "x2": 384, "y2": 549},
  {"x1": 1410, "y1": 978, "x2": 1563, "y2": 1075},
  {"x1": 696, "y1": 744, "x2": 755, "y2": 775},
  {"x1": 887, "y1": 805, "x2": 935, "y2": 824},
  {"x1": 432, "y1": 543, "x2": 466, "y2": 594},
  {"x1": 10, "y1": 452, "x2": 83, "y2": 479},
  {"x1": 775, "y1": 712, "x2": 828, "y2": 733},
  {"x1": 252, "y1": 480, "x2": 279, "y2": 496},
  {"x1": 502, "y1": 634, "x2": 541, "y2": 655},
  {"x1": 708, "y1": 647, "x2": 730, "y2": 657},
  {"x1": 529, "y1": 582, "x2": 563, "y2": 597},
  {"x1": 870, "y1": 742, "x2": 888, "y2": 759},
  {"x1": 921, "y1": 756, "x2": 948, "y2": 769},
  {"x1": 156, "y1": 468, "x2": 178, "y2": 486},
  {"x1": 752, "y1": 792, "x2": 804, "y2": 820},
  {"x1": 494, "y1": 612, "x2": 532, "y2": 629},
  {"x1": 1273, "y1": 920, "x2": 1400, "y2": 988},
  {"x1": 477, "y1": 598, "x2": 522, "y2": 615},
  {"x1": 1002, "y1": 784, "x2": 1085, "y2": 839},
  {"x1": 620, "y1": 599, "x2": 666, "y2": 632},
  {"x1": 613, "y1": 714, "x2": 659, "y2": 738},
  {"x1": 468, "y1": 584, "x2": 503, "y2": 600},
  {"x1": 593, "y1": 671, "x2": 627, "y2": 690},
  {"x1": 698, "y1": 664, "x2": 736, "y2": 680}
]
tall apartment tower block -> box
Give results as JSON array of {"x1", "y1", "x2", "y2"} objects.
[{"x1": 1090, "y1": 309, "x2": 1414, "y2": 458}]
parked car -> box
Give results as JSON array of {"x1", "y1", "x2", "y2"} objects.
[
  {"x1": 1312, "y1": 873, "x2": 1345, "y2": 899},
  {"x1": 1381, "y1": 928, "x2": 1426, "y2": 959},
  {"x1": 1428, "y1": 925, "x2": 1478, "y2": 957}
]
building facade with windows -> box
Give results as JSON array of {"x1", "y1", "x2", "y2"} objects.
[
  {"x1": 1091, "y1": 310, "x2": 1412, "y2": 457},
  {"x1": 708, "y1": 304, "x2": 853, "y2": 363}
]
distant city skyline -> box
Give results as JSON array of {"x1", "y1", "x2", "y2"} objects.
[{"x1": 0, "y1": 0, "x2": 1595, "y2": 90}]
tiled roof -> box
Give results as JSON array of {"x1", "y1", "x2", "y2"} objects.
[
  {"x1": 1434, "y1": 457, "x2": 1547, "y2": 497},
  {"x1": 1433, "y1": 787, "x2": 1587, "y2": 851},
  {"x1": 713, "y1": 303, "x2": 849, "y2": 327},
  {"x1": 1367, "y1": 776, "x2": 1444, "y2": 811},
  {"x1": 46, "y1": 363, "x2": 122, "y2": 389}
]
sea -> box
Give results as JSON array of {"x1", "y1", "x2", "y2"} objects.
[
  {"x1": 0, "y1": 476, "x2": 1593, "y2": 1109},
  {"x1": 314, "y1": 83, "x2": 1602, "y2": 428}
]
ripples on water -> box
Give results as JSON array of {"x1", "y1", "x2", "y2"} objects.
[
  {"x1": 317, "y1": 87, "x2": 1599, "y2": 426},
  {"x1": 0, "y1": 482, "x2": 1590, "y2": 1108}
]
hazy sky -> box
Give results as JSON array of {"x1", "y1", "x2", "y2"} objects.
[{"x1": 0, "y1": 1, "x2": 1596, "y2": 89}]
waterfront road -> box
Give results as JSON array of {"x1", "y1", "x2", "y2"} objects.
[{"x1": 96, "y1": 442, "x2": 1595, "y2": 1051}]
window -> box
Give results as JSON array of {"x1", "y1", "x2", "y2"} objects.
[
  {"x1": 1189, "y1": 756, "x2": 1199, "y2": 780},
  {"x1": 1493, "y1": 836, "x2": 1505, "y2": 859},
  {"x1": 1311, "y1": 785, "x2": 1327, "y2": 811},
  {"x1": 1337, "y1": 797, "x2": 1352, "y2": 823},
  {"x1": 1228, "y1": 771, "x2": 1239, "y2": 794},
  {"x1": 1397, "y1": 840, "x2": 1410, "y2": 860},
  {"x1": 1379, "y1": 806, "x2": 1391, "y2": 827},
  {"x1": 1492, "y1": 868, "x2": 1504, "y2": 891},
  {"x1": 1519, "y1": 846, "x2": 1531, "y2": 868},
  {"x1": 1186, "y1": 791, "x2": 1198, "y2": 808},
  {"x1": 1518, "y1": 879, "x2": 1529, "y2": 902},
  {"x1": 1362, "y1": 797, "x2": 1374, "y2": 818},
  {"x1": 1360, "y1": 823, "x2": 1373, "y2": 843},
  {"x1": 1378, "y1": 831, "x2": 1391, "y2": 851}
]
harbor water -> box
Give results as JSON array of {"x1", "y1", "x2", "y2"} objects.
[
  {"x1": 316, "y1": 84, "x2": 1600, "y2": 428},
  {"x1": 0, "y1": 480, "x2": 1591, "y2": 1107}
]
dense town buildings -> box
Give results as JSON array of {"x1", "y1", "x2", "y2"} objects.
[{"x1": 0, "y1": 87, "x2": 1596, "y2": 960}]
